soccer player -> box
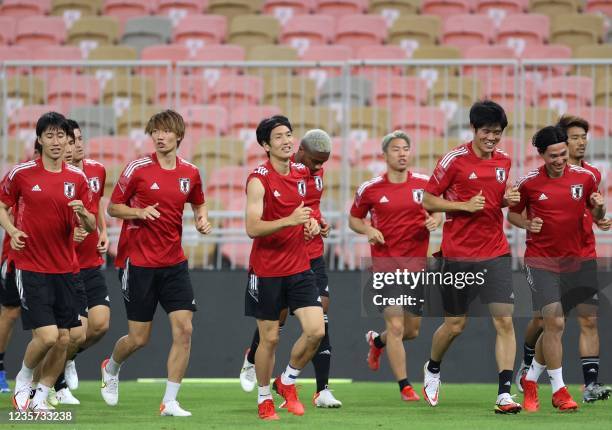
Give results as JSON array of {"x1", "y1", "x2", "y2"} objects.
[
  {"x1": 53, "y1": 119, "x2": 111, "y2": 405},
  {"x1": 0, "y1": 112, "x2": 96, "y2": 411},
  {"x1": 508, "y1": 125, "x2": 605, "y2": 412},
  {"x1": 100, "y1": 109, "x2": 212, "y2": 417},
  {"x1": 239, "y1": 129, "x2": 341, "y2": 408},
  {"x1": 349, "y1": 131, "x2": 442, "y2": 401},
  {"x1": 244, "y1": 116, "x2": 325, "y2": 420},
  {"x1": 421, "y1": 101, "x2": 522, "y2": 413}
]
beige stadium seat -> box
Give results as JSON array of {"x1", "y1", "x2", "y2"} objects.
[
  {"x1": 369, "y1": 0, "x2": 421, "y2": 15},
  {"x1": 550, "y1": 13, "x2": 605, "y2": 52},
  {"x1": 349, "y1": 107, "x2": 390, "y2": 139},
  {"x1": 228, "y1": 15, "x2": 280, "y2": 51},
  {"x1": 6, "y1": 76, "x2": 46, "y2": 105},
  {"x1": 67, "y1": 16, "x2": 121, "y2": 46},
  {"x1": 595, "y1": 79, "x2": 612, "y2": 106},
  {"x1": 287, "y1": 106, "x2": 341, "y2": 137},
  {"x1": 116, "y1": 105, "x2": 163, "y2": 136},
  {"x1": 208, "y1": 0, "x2": 263, "y2": 21},
  {"x1": 263, "y1": 76, "x2": 317, "y2": 113},
  {"x1": 528, "y1": 0, "x2": 580, "y2": 17},
  {"x1": 102, "y1": 76, "x2": 155, "y2": 106},
  {"x1": 246, "y1": 44, "x2": 298, "y2": 80},
  {"x1": 572, "y1": 44, "x2": 612, "y2": 82},
  {"x1": 389, "y1": 15, "x2": 441, "y2": 49},
  {"x1": 416, "y1": 137, "x2": 462, "y2": 172},
  {"x1": 431, "y1": 77, "x2": 481, "y2": 107},
  {"x1": 184, "y1": 242, "x2": 216, "y2": 269},
  {"x1": 410, "y1": 45, "x2": 462, "y2": 78},
  {"x1": 51, "y1": 0, "x2": 103, "y2": 16},
  {"x1": 325, "y1": 168, "x2": 374, "y2": 202},
  {"x1": 507, "y1": 107, "x2": 557, "y2": 140},
  {"x1": 192, "y1": 138, "x2": 246, "y2": 173},
  {"x1": 87, "y1": 45, "x2": 138, "y2": 76}
]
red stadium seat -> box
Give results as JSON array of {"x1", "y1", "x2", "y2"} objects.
[
  {"x1": 245, "y1": 143, "x2": 269, "y2": 168},
  {"x1": 442, "y1": 14, "x2": 496, "y2": 54},
  {"x1": 156, "y1": 0, "x2": 208, "y2": 17},
  {"x1": 497, "y1": 13, "x2": 549, "y2": 54},
  {"x1": 572, "y1": 106, "x2": 612, "y2": 137},
  {"x1": 299, "y1": 44, "x2": 352, "y2": 88},
  {"x1": 354, "y1": 45, "x2": 408, "y2": 79},
  {"x1": 373, "y1": 76, "x2": 430, "y2": 110},
  {"x1": 9, "y1": 105, "x2": 61, "y2": 138},
  {"x1": 263, "y1": 0, "x2": 315, "y2": 23},
  {"x1": 391, "y1": 106, "x2": 448, "y2": 140},
  {"x1": 180, "y1": 104, "x2": 229, "y2": 139},
  {"x1": 228, "y1": 105, "x2": 282, "y2": 137},
  {"x1": 520, "y1": 44, "x2": 571, "y2": 76},
  {"x1": 0, "y1": 46, "x2": 29, "y2": 76},
  {"x1": 421, "y1": 0, "x2": 471, "y2": 21},
  {"x1": 87, "y1": 136, "x2": 133, "y2": 165},
  {"x1": 463, "y1": 45, "x2": 517, "y2": 80},
  {"x1": 0, "y1": 16, "x2": 17, "y2": 45},
  {"x1": 103, "y1": 0, "x2": 153, "y2": 28},
  {"x1": 15, "y1": 16, "x2": 66, "y2": 48},
  {"x1": 207, "y1": 165, "x2": 249, "y2": 196},
  {"x1": 538, "y1": 76, "x2": 594, "y2": 112},
  {"x1": 208, "y1": 76, "x2": 263, "y2": 110},
  {"x1": 30, "y1": 45, "x2": 84, "y2": 78},
  {"x1": 483, "y1": 76, "x2": 536, "y2": 107},
  {"x1": 356, "y1": 138, "x2": 384, "y2": 165},
  {"x1": 280, "y1": 14, "x2": 335, "y2": 55},
  {"x1": 335, "y1": 14, "x2": 387, "y2": 55},
  {"x1": 315, "y1": 0, "x2": 367, "y2": 19},
  {"x1": 0, "y1": 0, "x2": 50, "y2": 18},
  {"x1": 219, "y1": 242, "x2": 252, "y2": 269},
  {"x1": 475, "y1": 0, "x2": 528, "y2": 13},
  {"x1": 173, "y1": 14, "x2": 227, "y2": 49},
  {"x1": 47, "y1": 75, "x2": 101, "y2": 113},
  {"x1": 140, "y1": 44, "x2": 191, "y2": 76},
  {"x1": 156, "y1": 76, "x2": 208, "y2": 105},
  {"x1": 187, "y1": 44, "x2": 245, "y2": 85},
  {"x1": 585, "y1": 0, "x2": 612, "y2": 15}
]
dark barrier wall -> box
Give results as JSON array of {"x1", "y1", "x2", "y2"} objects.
[{"x1": 4, "y1": 270, "x2": 611, "y2": 383}]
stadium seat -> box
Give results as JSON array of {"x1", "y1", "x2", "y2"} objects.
[
  {"x1": 572, "y1": 106, "x2": 612, "y2": 137},
  {"x1": 219, "y1": 242, "x2": 251, "y2": 269},
  {"x1": 0, "y1": 0, "x2": 51, "y2": 18},
  {"x1": 446, "y1": 108, "x2": 471, "y2": 137},
  {"x1": 431, "y1": 77, "x2": 482, "y2": 117},
  {"x1": 51, "y1": 0, "x2": 103, "y2": 16},
  {"x1": 585, "y1": 0, "x2": 612, "y2": 15},
  {"x1": 179, "y1": 104, "x2": 228, "y2": 140},
  {"x1": 335, "y1": 14, "x2": 387, "y2": 55},
  {"x1": 207, "y1": 0, "x2": 263, "y2": 20},
  {"x1": 184, "y1": 242, "x2": 217, "y2": 269},
  {"x1": 573, "y1": 44, "x2": 612, "y2": 83},
  {"x1": 116, "y1": 104, "x2": 163, "y2": 136},
  {"x1": 15, "y1": 16, "x2": 66, "y2": 48},
  {"x1": 208, "y1": 75, "x2": 263, "y2": 110},
  {"x1": 191, "y1": 146, "x2": 238, "y2": 181},
  {"x1": 2, "y1": 138, "x2": 31, "y2": 165},
  {"x1": 103, "y1": 0, "x2": 153, "y2": 27},
  {"x1": 483, "y1": 76, "x2": 536, "y2": 108},
  {"x1": 315, "y1": 0, "x2": 367, "y2": 18},
  {"x1": 228, "y1": 105, "x2": 282, "y2": 137},
  {"x1": 0, "y1": 46, "x2": 29, "y2": 77},
  {"x1": 589, "y1": 137, "x2": 610, "y2": 156},
  {"x1": 595, "y1": 79, "x2": 612, "y2": 107},
  {"x1": 87, "y1": 136, "x2": 132, "y2": 165},
  {"x1": 140, "y1": 44, "x2": 191, "y2": 77},
  {"x1": 263, "y1": 0, "x2": 314, "y2": 23},
  {"x1": 409, "y1": 45, "x2": 462, "y2": 85},
  {"x1": 520, "y1": 44, "x2": 571, "y2": 76},
  {"x1": 245, "y1": 142, "x2": 269, "y2": 167},
  {"x1": 538, "y1": 76, "x2": 594, "y2": 113},
  {"x1": 67, "y1": 16, "x2": 121, "y2": 57},
  {"x1": 551, "y1": 13, "x2": 605, "y2": 52},
  {"x1": 442, "y1": 14, "x2": 496, "y2": 54},
  {"x1": 391, "y1": 106, "x2": 447, "y2": 139},
  {"x1": 47, "y1": 75, "x2": 101, "y2": 113},
  {"x1": 528, "y1": 0, "x2": 579, "y2": 17},
  {"x1": 187, "y1": 44, "x2": 245, "y2": 85},
  {"x1": 354, "y1": 45, "x2": 408, "y2": 79},
  {"x1": 121, "y1": 16, "x2": 173, "y2": 53},
  {"x1": 0, "y1": 16, "x2": 17, "y2": 45},
  {"x1": 228, "y1": 15, "x2": 280, "y2": 51},
  {"x1": 9, "y1": 105, "x2": 61, "y2": 138},
  {"x1": 368, "y1": 0, "x2": 420, "y2": 16},
  {"x1": 68, "y1": 105, "x2": 117, "y2": 138},
  {"x1": 463, "y1": 45, "x2": 517, "y2": 80},
  {"x1": 299, "y1": 44, "x2": 352, "y2": 88},
  {"x1": 288, "y1": 106, "x2": 341, "y2": 137},
  {"x1": 263, "y1": 76, "x2": 317, "y2": 112},
  {"x1": 173, "y1": 14, "x2": 227, "y2": 49},
  {"x1": 156, "y1": 76, "x2": 207, "y2": 106},
  {"x1": 417, "y1": 137, "x2": 463, "y2": 171},
  {"x1": 196, "y1": 137, "x2": 245, "y2": 166},
  {"x1": 475, "y1": 0, "x2": 528, "y2": 13},
  {"x1": 507, "y1": 107, "x2": 557, "y2": 139},
  {"x1": 280, "y1": 14, "x2": 335, "y2": 55},
  {"x1": 324, "y1": 167, "x2": 372, "y2": 203},
  {"x1": 318, "y1": 76, "x2": 372, "y2": 107},
  {"x1": 348, "y1": 107, "x2": 390, "y2": 140},
  {"x1": 356, "y1": 138, "x2": 384, "y2": 168},
  {"x1": 207, "y1": 165, "x2": 249, "y2": 194},
  {"x1": 86, "y1": 45, "x2": 138, "y2": 83},
  {"x1": 6, "y1": 77, "x2": 46, "y2": 110},
  {"x1": 246, "y1": 44, "x2": 298, "y2": 79},
  {"x1": 374, "y1": 76, "x2": 430, "y2": 110},
  {"x1": 388, "y1": 14, "x2": 442, "y2": 57},
  {"x1": 102, "y1": 76, "x2": 156, "y2": 114},
  {"x1": 156, "y1": 0, "x2": 208, "y2": 17},
  {"x1": 496, "y1": 13, "x2": 549, "y2": 53},
  {"x1": 421, "y1": 0, "x2": 471, "y2": 21}
]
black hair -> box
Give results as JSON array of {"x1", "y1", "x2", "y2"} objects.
[
  {"x1": 66, "y1": 118, "x2": 80, "y2": 132},
  {"x1": 255, "y1": 115, "x2": 292, "y2": 146},
  {"x1": 532, "y1": 125, "x2": 568, "y2": 154},
  {"x1": 469, "y1": 100, "x2": 508, "y2": 131},
  {"x1": 33, "y1": 139, "x2": 42, "y2": 156},
  {"x1": 35, "y1": 112, "x2": 69, "y2": 137},
  {"x1": 66, "y1": 127, "x2": 75, "y2": 141}
]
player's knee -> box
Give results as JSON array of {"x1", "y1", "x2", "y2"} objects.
[
  {"x1": 578, "y1": 315, "x2": 597, "y2": 332},
  {"x1": 305, "y1": 325, "x2": 325, "y2": 344},
  {"x1": 260, "y1": 333, "x2": 279, "y2": 349},
  {"x1": 446, "y1": 318, "x2": 466, "y2": 336},
  {"x1": 1, "y1": 306, "x2": 20, "y2": 322},
  {"x1": 129, "y1": 332, "x2": 150, "y2": 349},
  {"x1": 174, "y1": 320, "x2": 193, "y2": 342},
  {"x1": 387, "y1": 320, "x2": 404, "y2": 339},
  {"x1": 57, "y1": 330, "x2": 71, "y2": 347},
  {"x1": 493, "y1": 316, "x2": 514, "y2": 335},
  {"x1": 403, "y1": 326, "x2": 419, "y2": 340},
  {"x1": 544, "y1": 317, "x2": 565, "y2": 333},
  {"x1": 90, "y1": 320, "x2": 110, "y2": 339},
  {"x1": 38, "y1": 332, "x2": 59, "y2": 349}
]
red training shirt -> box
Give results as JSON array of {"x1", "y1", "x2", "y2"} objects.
[
  {"x1": 75, "y1": 159, "x2": 106, "y2": 269},
  {"x1": 578, "y1": 161, "x2": 601, "y2": 259}
]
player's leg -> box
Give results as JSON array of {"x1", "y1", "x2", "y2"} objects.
[
  {"x1": 81, "y1": 305, "x2": 110, "y2": 349},
  {"x1": 516, "y1": 312, "x2": 543, "y2": 392},
  {"x1": 0, "y1": 305, "x2": 20, "y2": 393},
  {"x1": 31, "y1": 328, "x2": 70, "y2": 410}
]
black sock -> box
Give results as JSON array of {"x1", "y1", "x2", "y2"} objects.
[
  {"x1": 0, "y1": 352, "x2": 4, "y2": 371},
  {"x1": 581, "y1": 356, "x2": 599, "y2": 387},
  {"x1": 498, "y1": 369, "x2": 513, "y2": 395},
  {"x1": 312, "y1": 319, "x2": 331, "y2": 393},
  {"x1": 246, "y1": 328, "x2": 260, "y2": 364},
  {"x1": 523, "y1": 343, "x2": 536, "y2": 367},
  {"x1": 373, "y1": 335, "x2": 385, "y2": 349},
  {"x1": 427, "y1": 359, "x2": 441, "y2": 374},
  {"x1": 54, "y1": 372, "x2": 68, "y2": 392},
  {"x1": 398, "y1": 378, "x2": 411, "y2": 392}
]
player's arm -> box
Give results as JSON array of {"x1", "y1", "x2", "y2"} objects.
[
  {"x1": 245, "y1": 177, "x2": 310, "y2": 238},
  {"x1": 424, "y1": 211, "x2": 444, "y2": 231},
  {"x1": 108, "y1": 202, "x2": 160, "y2": 221},
  {"x1": 348, "y1": 215, "x2": 385, "y2": 245},
  {"x1": 589, "y1": 192, "x2": 606, "y2": 221},
  {"x1": 422, "y1": 191, "x2": 485, "y2": 213},
  {"x1": 502, "y1": 185, "x2": 520, "y2": 208},
  {"x1": 69, "y1": 200, "x2": 96, "y2": 232},
  {"x1": 96, "y1": 199, "x2": 109, "y2": 253},
  {"x1": 507, "y1": 210, "x2": 543, "y2": 233},
  {"x1": 192, "y1": 203, "x2": 212, "y2": 235},
  {"x1": 0, "y1": 201, "x2": 27, "y2": 250}
]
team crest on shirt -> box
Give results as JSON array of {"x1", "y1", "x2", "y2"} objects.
[
  {"x1": 314, "y1": 176, "x2": 323, "y2": 191},
  {"x1": 64, "y1": 182, "x2": 75, "y2": 199},
  {"x1": 297, "y1": 180, "x2": 306, "y2": 197},
  {"x1": 495, "y1": 167, "x2": 506, "y2": 183},
  {"x1": 179, "y1": 178, "x2": 190, "y2": 194},
  {"x1": 570, "y1": 184, "x2": 583, "y2": 200},
  {"x1": 412, "y1": 188, "x2": 424, "y2": 204},
  {"x1": 88, "y1": 177, "x2": 100, "y2": 193}
]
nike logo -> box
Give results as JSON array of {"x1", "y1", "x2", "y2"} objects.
[
  {"x1": 468, "y1": 172, "x2": 478, "y2": 179},
  {"x1": 538, "y1": 193, "x2": 548, "y2": 200},
  {"x1": 31, "y1": 185, "x2": 41, "y2": 191},
  {"x1": 150, "y1": 183, "x2": 160, "y2": 190},
  {"x1": 379, "y1": 196, "x2": 389, "y2": 203}
]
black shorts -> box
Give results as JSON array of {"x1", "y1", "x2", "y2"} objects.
[
  {"x1": 118, "y1": 260, "x2": 196, "y2": 322},
  {"x1": 80, "y1": 266, "x2": 110, "y2": 311},
  {"x1": 526, "y1": 262, "x2": 598, "y2": 313},
  {"x1": 439, "y1": 254, "x2": 514, "y2": 316},
  {"x1": 74, "y1": 276, "x2": 88, "y2": 318},
  {"x1": 1, "y1": 261, "x2": 20, "y2": 308},
  {"x1": 310, "y1": 257, "x2": 329, "y2": 298},
  {"x1": 374, "y1": 281, "x2": 424, "y2": 316},
  {"x1": 245, "y1": 269, "x2": 322, "y2": 321},
  {"x1": 16, "y1": 269, "x2": 82, "y2": 330}
]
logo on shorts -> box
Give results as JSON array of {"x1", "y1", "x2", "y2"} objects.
[
  {"x1": 570, "y1": 184, "x2": 583, "y2": 200},
  {"x1": 64, "y1": 182, "x2": 76, "y2": 199},
  {"x1": 297, "y1": 180, "x2": 306, "y2": 197},
  {"x1": 314, "y1": 176, "x2": 323, "y2": 191},
  {"x1": 88, "y1": 177, "x2": 100, "y2": 193},
  {"x1": 495, "y1": 167, "x2": 506, "y2": 183},
  {"x1": 179, "y1": 178, "x2": 190, "y2": 194},
  {"x1": 412, "y1": 188, "x2": 424, "y2": 204},
  {"x1": 248, "y1": 274, "x2": 258, "y2": 302}
]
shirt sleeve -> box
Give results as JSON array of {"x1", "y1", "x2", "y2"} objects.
[
  {"x1": 350, "y1": 188, "x2": 371, "y2": 219},
  {"x1": 188, "y1": 170, "x2": 205, "y2": 205},
  {"x1": 585, "y1": 174, "x2": 597, "y2": 209},
  {"x1": 425, "y1": 157, "x2": 457, "y2": 197},
  {"x1": 77, "y1": 176, "x2": 95, "y2": 213},
  {"x1": 100, "y1": 165, "x2": 107, "y2": 198},
  {"x1": 0, "y1": 172, "x2": 19, "y2": 208},
  {"x1": 110, "y1": 164, "x2": 137, "y2": 205}
]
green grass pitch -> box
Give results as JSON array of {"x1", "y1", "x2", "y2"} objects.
[{"x1": 1, "y1": 381, "x2": 609, "y2": 429}]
